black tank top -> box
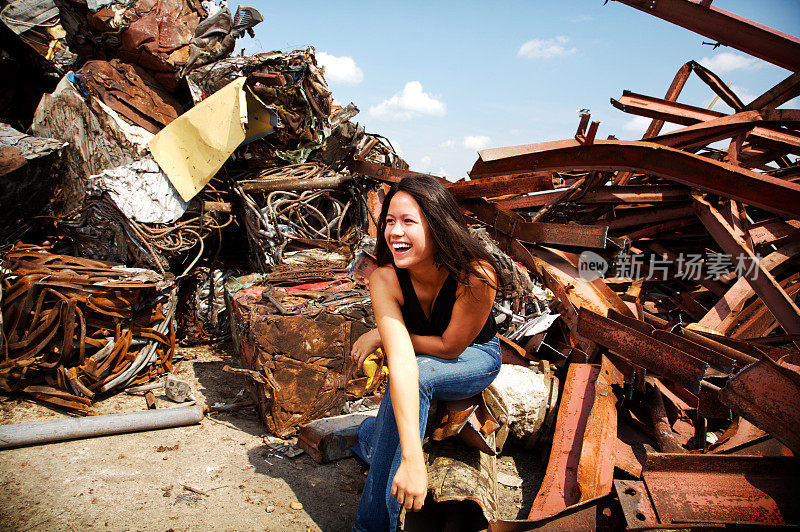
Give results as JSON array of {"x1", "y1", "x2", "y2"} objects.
[{"x1": 394, "y1": 266, "x2": 496, "y2": 345}]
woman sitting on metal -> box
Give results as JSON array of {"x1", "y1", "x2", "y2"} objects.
[{"x1": 350, "y1": 174, "x2": 502, "y2": 531}]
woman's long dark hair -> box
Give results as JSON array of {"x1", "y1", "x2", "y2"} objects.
[{"x1": 375, "y1": 175, "x2": 501, "y2": 289}]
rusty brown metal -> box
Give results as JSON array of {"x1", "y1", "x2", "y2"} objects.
[
  {"x1": 612, "y1": 91, "x2": 800, "y2": 155},
  {"x1": 448, "y1": 173, "x2": 556, "y2": 199},
  {"x1": 575, "y1": 356, "x2": 624, "y2": 500},
  {"x1": 577, "y1": 307, "x2": 708, "y2": 394},
  {"x1": 693, "y1": 195, "x2": 800, "y2": 343},
  {"x1": 489, "y1": 494, "x2": 621, "y2": 532},
  {"x1": 527, "y1": 363, "x2": 600, "y2": 520},
  {"x1": 650, "y1": 109, "x2": 800, "y2": 150},
  {"x1": 0, "y1": 247, "x2": 176, "y2": 411},
  {"x1": 610, "y1": 0, "x2": 800, "y2": 72},
  {"x1": 744, "y1": 71, "x2": 800, "y2": 111},
  {"x1": 470, "y1": 139, "x2": 800, "y2": 218},
  {"x1": 462, "y1": 198, "x2": 608, "y2": 249},
  {"x1": 640, "y1": 452, "x2": 800, "y2": 526},
  {"x1": 721, "y1": 357, "x2": 800, "y2": 456}
]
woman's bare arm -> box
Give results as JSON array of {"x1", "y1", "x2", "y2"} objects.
[{"x1": 368, "y1": 266, "x2": 427, "y2": 511}]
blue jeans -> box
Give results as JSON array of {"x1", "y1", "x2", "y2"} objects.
[{"x1": 352, "y1": 336, "x2": 501, "y2": 532}]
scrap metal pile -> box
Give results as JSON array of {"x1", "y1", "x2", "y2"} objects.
[
  {"x1": 1, "y1": 0, "x2": 799, "y2": 529},
  {"x1": 0, "y1": 0, "x2": 402, "y2": 410}
]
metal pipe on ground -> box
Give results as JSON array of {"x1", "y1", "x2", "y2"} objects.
[{"x1": 0, "y1": 405, "x2": 204, "y2": 449}]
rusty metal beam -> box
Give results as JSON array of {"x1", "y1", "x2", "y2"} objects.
[
  {"x1": 641, "y1": 452, "x2": 800, "y2": 526},
  {"x1": 461, "y1": 198, "x2": 608, "y2": 249},
  {"x1": 744, "y1": 71, "x2": 800, "y2": 111},
  {"x1": 612, "y1": 92, "x2": 800, "y2": 155},
  {"x1": 447, "y1": 172, "x2": 555, "y2": 199},
  {"x1": 577, "y1": 307, "x2": 708, "y2": 393},
  {"x1": 347, "y1": 155, "x2": 440, "y2": 183},
  {"x1": 699, "y1": 241, "x2": 800, "y2": 332},
  {"x1": 690, "y1": 60, "x2": 745, "y2": 111},
  {"x1": 497, "y1": 185, "x2": 690, "y2": 211},
  {"x1": 602, "y1": 206, "x2": 696, "y2": 231},
  {"x1": 650, "y1": 109, "x2": 800, "y2": 151},
  {"x1": 693, "y1": 195, "x2": 800, "y2": 341},
  {"x1": 527, "y1": 364, "x2": 600, "y2": 520},
  {"x1": 472, "y1": 139, "x2": 800, "y2": 218},
  {"x1": 610, "y1": 0, "x2": 800, "y2": 72},
  {"x1": 642, "y1": 62, "x2": 693, "y2": 141},
  {"x1": 721, "y1": 357, "x2": 800, "y2": 456},
  {"x1": 576, "y1": 356, "x2": 624, "y2": 500}
]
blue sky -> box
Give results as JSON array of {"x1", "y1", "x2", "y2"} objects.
[{"x1": 238, "y1": 1, "x2": 800, "y2": 179}]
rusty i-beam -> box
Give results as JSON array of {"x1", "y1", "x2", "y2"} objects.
[
  {"x1": 610, "y1": 0, "x2": 800, "y2": 72},
  {"x1": 470, "y1": 140, "x2": 800, "y2": 218}
]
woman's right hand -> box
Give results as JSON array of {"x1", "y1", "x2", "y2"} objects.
[
  {"x1": 391, "y1": 452, "x2": 428, "y2": 512},
  {"x1": 350, "y1": 328, "x2": 382, "y2": 372}
]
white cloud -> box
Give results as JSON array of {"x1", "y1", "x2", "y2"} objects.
[
  {"x1": 622, "y1": 116, "x2": 682, "y2": 138},
  {"x1": 517, "y1": 36, "x2": 577, "y2": 59},
  {"x1": 419, "y1": 155, "x2": 432, "y2": 171},
  {"x1": 439, "y1": 139, "x2": 456, "y2": 148},
  {"x1": 699, "y1": 52, "x2": 764, "y2": 73},
  {"x1": 316, "y1": 52, "x2": 363, "y2": 84},
  {"x1": 622, "y1": 116, "x2": 651, "y2": 135},
  {"x1": 463, "y1": 135, "x2": 492, "y2": 150},
  {"x1": 368, "y1": 81, "x2": 446, "y2": 120}
]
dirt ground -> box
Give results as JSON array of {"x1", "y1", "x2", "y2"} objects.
[{"x1": 0, "y1": 343, "x2": 547, "y2": 531}]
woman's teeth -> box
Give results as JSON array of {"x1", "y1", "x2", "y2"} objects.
[{"x1": 393, "y1": 243, "x2": 411, "y2": 251}]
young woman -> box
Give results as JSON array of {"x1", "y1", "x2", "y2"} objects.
[{"x1": 350, "y1": 175, "x2": 502, "y2": 531}]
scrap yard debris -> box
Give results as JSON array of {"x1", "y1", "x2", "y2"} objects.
[{"x1": 1, "y1": 0, "x2": 799, "y2": 529}]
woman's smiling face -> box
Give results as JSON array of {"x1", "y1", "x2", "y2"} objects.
[{"x1": 384, "y1": 191, "x2": 436, "y2": 269}]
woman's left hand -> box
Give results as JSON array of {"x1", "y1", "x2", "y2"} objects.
[{"x1": 350, "y1": 328, "x2": 382, "y2": 372}]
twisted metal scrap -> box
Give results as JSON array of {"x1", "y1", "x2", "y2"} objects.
[
  {"x1": 0, "y1": 245, "x2": 176, "y2": 412},
  {"x1": 232, "y1": 163, "x2": 358, "y2": 272}
]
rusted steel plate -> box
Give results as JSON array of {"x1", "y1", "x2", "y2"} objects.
[
  {"x1": 694, "y1": 195, "x2": 800, "y2": 341},
  {"x1": 613, "y1": 479, "x2": 659, "y2": 530},
  {"x1": 470, "y1": 140, "x2": 800, "y2": 218},
  {"x1": 721, "y1": 357, "x2": 800, "y2": 456},
  {"x1": 748, "y1": 219, "x2": 800, "y2": 247},
  {"x1": 577, "y1": 307, "x2": 708, "y2": 394},
  {"x1": 610, "y1": 0, "x2": 800, "y2": 72},
  {"x1": 528, "y1": 364, "x2": 599, "y2": 520},
  {"x1": 642, "y1": 452, "x2": 800, "y2": 526},
  {"x1": 462, "y1": 198, "x2": 608, "y2": 249}
]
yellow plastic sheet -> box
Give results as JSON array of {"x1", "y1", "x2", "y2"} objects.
[{"x1": 149, "y1": 77, "x2": 277, "y2": 202}]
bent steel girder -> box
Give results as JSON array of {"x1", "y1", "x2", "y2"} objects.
[
  {"x1": 650, "y1": 109, "x2": 800, "y2": 150},
  {"x1": 611, "y1": 91, "x2": 800, "y2": 155},
  {"x1": 471, "y1": 140, "x2": 800, "y2": 218},
  {"x1": 610, "y1": 0, "x2": 800, "y2": 72}
]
